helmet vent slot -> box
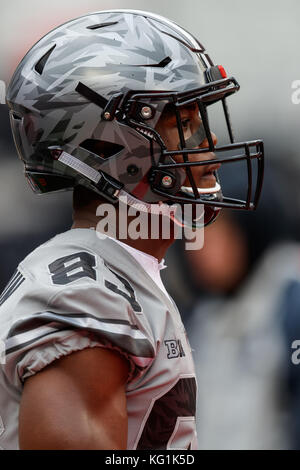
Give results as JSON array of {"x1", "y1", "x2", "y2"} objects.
[
  {"x1": 35, "y1": 44, "x2": 56, "y2": 75},
  {"x1": 87, "y1": 21, "x2": 118, "y2": 30},
  {"x1": 141, "y1": 56, "x2": 171, "y2": 68},
  {"x1": 79, "y1": 139, "x2": 124, "y2": 159}
]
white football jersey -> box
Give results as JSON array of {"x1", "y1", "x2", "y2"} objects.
[{"x1": 0, "y1": 228, "x2": 197, "y2": 450}]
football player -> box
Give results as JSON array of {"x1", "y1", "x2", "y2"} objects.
[{"x1": 0, "y1": 10, "x2": 264, "y2": 449}]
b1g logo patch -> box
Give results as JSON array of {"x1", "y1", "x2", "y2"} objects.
[{"x1": 164, "y1": 339, "x2": 185, "y2": 359}]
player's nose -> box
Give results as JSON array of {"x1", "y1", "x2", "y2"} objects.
[{"x1": 200, "y1": 131, "x2": 218, "y2": 149}]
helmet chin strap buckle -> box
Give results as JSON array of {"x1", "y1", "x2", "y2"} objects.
[
  {"x1": 117, "y1": 189, "x2": 176, "y2": 217},
  {"x1": 55, "y1": 149, "x2": 123, "y2": 202},
  {"x1": 95, "y1": 172, "x2": 123, "y2": 201}
]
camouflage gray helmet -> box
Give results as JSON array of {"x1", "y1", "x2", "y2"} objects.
[{"x1": 6, "y1": 9, "x2": 264, "y2": 226}]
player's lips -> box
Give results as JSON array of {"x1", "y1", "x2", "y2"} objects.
[
  {"x1": 174, "y1": 151, "x2": 221, "y2": 193},
  {"x1": 201, "y1": 162, "x2": 221, "y2": 175},
  {"x1": 186, "y1": 156, "x2": 221, "y2": 188}
]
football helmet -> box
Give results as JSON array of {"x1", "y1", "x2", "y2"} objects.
[{"x1": 6, "y1": 9, "x2": 264, "y2": 227}]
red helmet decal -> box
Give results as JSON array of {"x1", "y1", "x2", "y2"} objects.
[{"x1": 217, "y1": 65, "x2": 227, "y2": 78}]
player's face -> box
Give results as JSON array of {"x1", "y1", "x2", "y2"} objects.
[{"x1": 156, "y1": 103, "x2": 220, "y2": 190}]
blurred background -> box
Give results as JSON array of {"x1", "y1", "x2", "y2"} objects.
[{"x1": 1, "y1": 0, "x2": 300, "y2": 450}]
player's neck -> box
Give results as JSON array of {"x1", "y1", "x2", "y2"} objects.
[{"x1": 72, "y1": 203, "x2": 175, "y2": 262}]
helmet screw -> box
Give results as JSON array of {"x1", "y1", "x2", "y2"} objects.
[
  {"x1": 127, "y1": 164, "x2": 139, "y2": 176},
  {"x1": 161, "y1": 175, "x2": 174, "y2": 187},
  {"x1": 140, "y1": 106, "x2": 153, "y2": 120},
  {"x1": 103, "y1": 112, "x2": 111, "y2": 120}
]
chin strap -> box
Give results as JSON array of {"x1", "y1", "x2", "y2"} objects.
[
  {"x1": 118, "y1": 182, "x2": 221, "y2": 215},
  {"x1": 117, "y1": 189, "x2": 175, "y2": 216},
  {"x1": 117, "y1": 188, "x2": 220, "y2": 229}
]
